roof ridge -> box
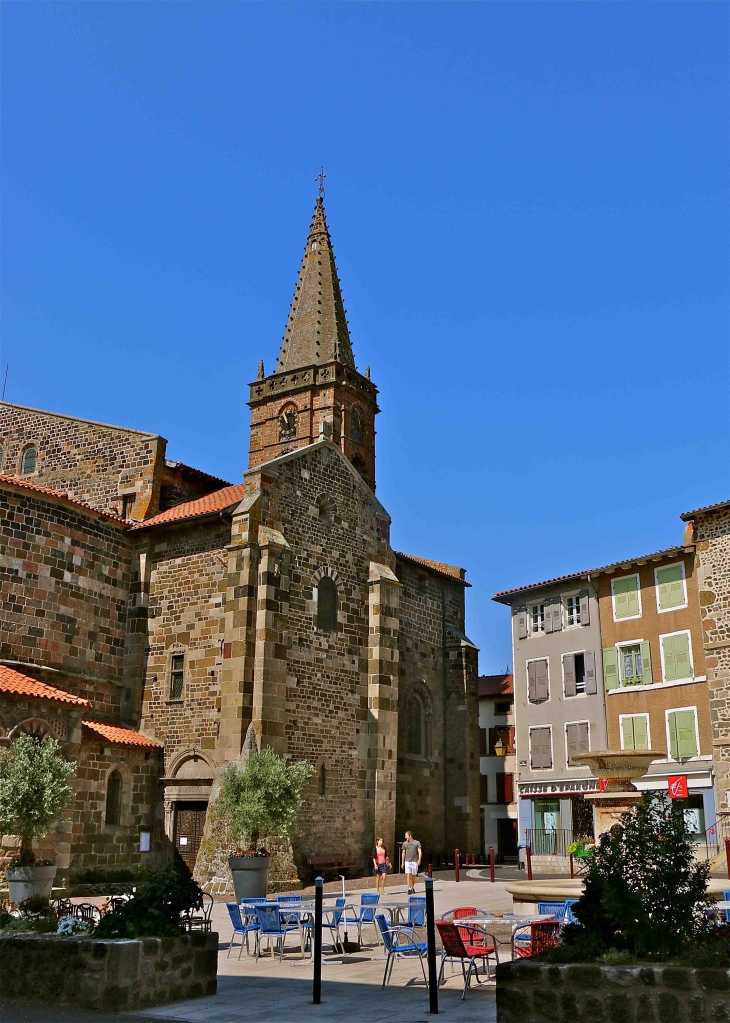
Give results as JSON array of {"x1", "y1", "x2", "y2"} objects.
[
  {"x1": 130, "y1": 481, "x2": 247, "y2": 530},
  {"x1": 0, "y1": 473, "x2": 128, "y2": 526},
  {"x1": 0, "y1": 664, "x2": 93, "y2": 707},
  {"x1": 0, "y1": 401, "x2": 161, "y2": 439},
  {"x1": 275, "y1": 198, "x2": 356, "y2": 373},
  {"x1": 395, "y1": 551, "x2": 468, "y2": 584}
]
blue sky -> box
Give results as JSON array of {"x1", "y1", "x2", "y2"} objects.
[{"x1": 2, "y1": 3, "x2": 727, "y2": 671}]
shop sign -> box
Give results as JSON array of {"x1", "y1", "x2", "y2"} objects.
[
  {"x1": 668, "y1": 775, "x2": 689, "y2": 799},
  {"x1": 519, "y1": 779, "x2": 598, "y2": 796}
]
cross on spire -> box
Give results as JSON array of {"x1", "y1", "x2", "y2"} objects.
[{"x1": 316, "y1": 167, "x2": 326, "y2": 199}]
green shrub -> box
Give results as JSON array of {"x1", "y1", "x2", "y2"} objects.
[
  {"x1": 93, "y1": 854, "x2": 202, "y2": 939},
  {"x1": 71, "y1": 865, "x2": 150, "y2": 885},
  {"x1": 562, "y1": 792, "x2": 710, "y2": 960}
]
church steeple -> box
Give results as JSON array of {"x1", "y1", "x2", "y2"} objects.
[{"x1": 276, "y1": 197, "x2": 356, "y2": 373}]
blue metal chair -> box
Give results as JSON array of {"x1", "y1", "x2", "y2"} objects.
[
  {"x1": 225, "y1": 902, "x2": 251, "y2": 960},
  {"x1": 538, "y1": 900, "x2": 569, "y2": 922},
  {"x1": 375, "y1": 912, "x2": 427, "y2": 987},
  {"x1": 406, "y1": 896, "x2": 427, "y2": 928},
  {"x1": 253, "y1": 904, "x2": 301, "y2": 962},
  {"x1": 277, "y1": 894, "x2": 303, "y2": 925},
  {"x1": 343, "y1": 893, "x2": 380, "y2": 944},
  {"x1": 723, "y1": 891, "x2": 730, "y2": 925},
  {"x1": 564, "y1": 900, "x2": 580, "y2": 926},
  {"x1": 322, "y1": 897, "x2": 347, "y2": 949}
]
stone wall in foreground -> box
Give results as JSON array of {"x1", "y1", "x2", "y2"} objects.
[
  {"x1": 0, "y1": 932, "x2": 218, "y2": 1011},
  {"x1": 496, "y1": 960, "x2": 730, "y2": 1022}
]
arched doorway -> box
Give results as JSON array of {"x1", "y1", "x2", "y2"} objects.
[{"x1": 163, "y1": 750, "x2": 214, "y2": 870}]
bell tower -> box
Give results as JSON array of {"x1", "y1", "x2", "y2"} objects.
[{"x1": 248, "y1": 196, "x2": 379, "y2": 490}]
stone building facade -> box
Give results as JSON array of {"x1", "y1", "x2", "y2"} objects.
[
  {"x1": 682, "y1": 500, "x2": 730, "y2": 812},
  {"x1": 0, "y1": 196, "x2": 480, "y2": 882}
]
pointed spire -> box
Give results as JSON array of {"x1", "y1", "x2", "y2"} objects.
[{"x1": 276, "y1": 197, "x2": 356, "y2": 373}]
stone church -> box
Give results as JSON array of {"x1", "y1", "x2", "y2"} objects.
[{"x1": 0, "y1": 197, "x2": 480, "y2": 883}]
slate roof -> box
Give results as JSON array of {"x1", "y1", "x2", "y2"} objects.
[
  {"x1": 478, "y1": 673, "x2": 514, "y2": 698},
  {"x1": 0, "y1": 665, "x2": 92, "y2": 707},
  {"x1": 0, "y1": 474, "x2": 127, "y2": 524},
  {"x1": 130, "y1": 484, "x2": 247, "y2": 530},
  {"x1": 395, "y1": 551, "x2": 469, "y2": 585},
  {"x1": 82, "y1": 720, "x2": 162, "y2": 748},
  {"x1": 276, "y1": 197, "x2": 356, "y2": 373},
  {"x1": 680, "y1": 498, "x2": 730, "y2": 521}
]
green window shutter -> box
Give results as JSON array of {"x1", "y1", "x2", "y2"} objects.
[
  {"x1": 603, "y1": 647, "x2": 619, "y2": 690},
  {"x1": 662, "y1": 634, "x2": 690, "y2": 682},
  {"x1": 669, "y1": 710, "x2": 697, "y2": 759},
  {"x1": 640, "y1": 641, "x2": 653, "y2": 685},
  {"x1": 633, "y1": 715, "x2": 649, "y2": 750},
  {"x1": 613, "y1": 576, "x2": 639, "y2": 619},
  {"x1": 657, "y1": 564, "x2": 685, "y2": 611},
  {"x1": 621, "y1": 716, "x2": 636, "y2": 750}
]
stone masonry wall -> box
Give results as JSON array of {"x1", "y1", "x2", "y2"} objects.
[
  {"x1": 0, "y1": 402, "x2": 165, "y2": 520},
  {"x1": 693, "y1": 506, "x2": 730, "y2": 812},
  {"x1": 0, "y1": 932, "x2": 218, "y2": 1011},
  {"x1": 496, "y1": 960, "x2": 730, "y2": 1022}
]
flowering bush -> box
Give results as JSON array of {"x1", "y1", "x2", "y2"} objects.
[
  {"x1": 57, "y1": 915, "x2": 95, "y2": 936},
  {"x1": 567, "y1": 837, "x2": 595, "y2": 859}
]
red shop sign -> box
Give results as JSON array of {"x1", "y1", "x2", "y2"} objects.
[
  {"x1": 668, "y1": 775, "x2": 689, "y2": 799},
  {"x1": 598, "y1": 779, "x2": 610, "y2": 792}
]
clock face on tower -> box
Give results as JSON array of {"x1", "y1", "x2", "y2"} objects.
[
  {"x1": 278, "y1": 408, "x2": 297, "y2": 441},
  {"x1": 351, "y1": 408, "x2": 363, "y2": 446}
]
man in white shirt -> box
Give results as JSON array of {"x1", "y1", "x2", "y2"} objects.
[{"x1": 400, "y1": 830, "x2": 422, "y2": 895}]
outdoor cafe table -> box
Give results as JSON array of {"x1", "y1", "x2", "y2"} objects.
[
  {"x1": 370, "y1": 900, "x2": 421, "y2": 925},
  {"x1": 241, "y1": 900, "x2": 358, "y2": 966},
  {"x1": 451, "y1": 913, "x2": 557, "y2": 955}
]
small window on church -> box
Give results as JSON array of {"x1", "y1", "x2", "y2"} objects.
[
  {"x1": 407, "y1": 697, "x2": 423, "y2": 756},
  {"x1": 316, "y1": 577, "x2": 338, "y2": 632},
  {"x1": 351, "y1": 408, "x2": 363, "y2": 445},
  {"x1": 105, "y1": 770, "x2": 122, "y2": 826},
  {"x1": 319, "y1": 765, "x2": 326, "y2": 798},
  {"x1": 21, "y1": 446, "x2": 37, "y2": 475},
  {"x1": 352, "y1": 454, "x2": 366, "y2": 477},
  {"x1": 169, "y1": 653, "x2": 185, "y2": 700},
  {"x1": 317, "y1": 496, "x2": 335, "y2": 526},
  {"x1": 122, "y1": 494, "x2": 136, "y2": 519},
  {"x1": 279, "y1": 405, "x2": 297, "y2": 442}
]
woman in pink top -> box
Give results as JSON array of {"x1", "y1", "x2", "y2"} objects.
[{"x1": 372, "y1": 837, "x2": 390, "y2": 895}]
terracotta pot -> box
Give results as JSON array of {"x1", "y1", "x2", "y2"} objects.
[
  {"x1": 6, "y1": 864, "x2": 57, "y2": 904},
  {"x1": 228, "y1": 856, "x2": 271, "y2": 900}
]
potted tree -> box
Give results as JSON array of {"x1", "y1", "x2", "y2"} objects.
[
  {"x1": 0, "y1": 734, "x2": 76, "y2": 903},
  {"x1": 214, "y1": 746, "x2": 312, "y2": 899}
]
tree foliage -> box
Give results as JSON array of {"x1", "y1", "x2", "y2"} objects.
[
  {"x1": 564, "y1": 792, "x2": 710, "y2": 959},
  {"x1": 215, "y1": 746, "x2": 313, "y2": 848},
  {"x1": 0, "y1": 735, "x2": 76, "y2": 864},
  {"x1": 94, "y1": 854, "x2": 203, "y2": 938}
]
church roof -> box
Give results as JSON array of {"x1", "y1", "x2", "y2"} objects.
[
  {"x1": 82, "y1": 720, "x2": 162, "y2": 748},
  {"x1": 276, "y1": 198, "x2": 356, "y2": 373},
  {"x1": 395, "y1": 551, "x2": 469, "y2": 585},
  {"x1": 0, "y1": 664, "x2": 92, "y2": 707},
  {"x1": 0, "y1": 473, "x2": 127, "y2": 525},
  {"x1": 130, "y1": 483, "x2": 247, "y2": 530},
  {"x1": 478, "y1": 673, "x2": 514, "y2": 698}
]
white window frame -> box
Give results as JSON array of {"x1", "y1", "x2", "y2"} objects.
[
  {"x1": 564, "y1": 720, "x2": 590, "y2": 770},
  {"x1": 526, "y1": 656, "x2": 550, "y2": 704},
  {"x1": 659, "y1": 629, "x2": 694, "y2": 685},
  {"x1": 562, "y1": 591, "x2": 581, "y2": 629},
  {"x1": 654, "y1": 561, "x2": 688, "y2": 614},
  {"x1": 529, "y1": 603, "x2": 545, "y2": 635},
  {"x1": 616, "y1": 638, "x2": 646, "y2": 687},
  {"x1": 618, "y1": 712, "x2": 651, "y2": 751},
  {"x1": 562, "y1": 649, "x2": 587, "y2": 698},
  {"x1": 611, "y1": 573, "x2": 642, "y2": 622},
  {"x1": 664, "y1": 705, "x2": 700, "y2": 762},
  {"x1": 528, "y1": 724, "x2": 553, "y2": 772}
]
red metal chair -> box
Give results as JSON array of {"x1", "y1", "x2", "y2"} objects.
[
  {"x1": 436, "y1": 921, "x2": 499, "y2": 1000},
  {"x1": 511, "y1": 920, "x2": 560, "y2": 959},
  {"x1": 452, "y1": 906, "x2": 486, "y2": 946}
]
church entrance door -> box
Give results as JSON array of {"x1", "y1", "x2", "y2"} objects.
[{"x1": 174, "y1": 802, "x2": 208, "y2": 869}]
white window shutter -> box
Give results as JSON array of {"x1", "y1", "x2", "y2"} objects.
[
  {"x1": 584, "y1": 650, "x2": 597, "y2": 694},
  {"x1": 579, "y1": 590, "x2": 590, "y2": 626}
]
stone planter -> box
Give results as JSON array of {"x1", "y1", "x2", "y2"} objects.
[
  {"x1": 496, "y1": 960, "x2": 730, "y2": 1022},
  {"x1": 228, "y1": 855, "x2": 271, "y2": 899},
  {"x1": 6, "y1": 864, "x2": 57, "y2": 904},
  {"x1": 0, "y1": 932, "x2": 218, "y2": 1011}
]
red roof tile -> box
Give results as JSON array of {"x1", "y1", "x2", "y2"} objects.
[
  {"x1": 82, "y1": 720, "x2": 162, "y2": 748},
  {"x1": 478, "y1": 673, "x2": 513, "y2": 698},
  {"x1": 130, "y1": 484, "x2": 247, "y2": 530},
  {"x1": 0, "y1": 474, "x2": 127, "y2": 524},
  {"x1": 395, "y1": 552, "x2": 468, "y2": 584},
  {"x1": 0, "y1": 665, "x2": 92, "y2": 707}
]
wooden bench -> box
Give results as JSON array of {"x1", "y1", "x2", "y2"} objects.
[{"x1": 306, "y1": 854, "x2": 357, "y2": 881}]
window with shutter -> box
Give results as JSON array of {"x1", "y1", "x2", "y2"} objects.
[
  {"x1": 480, "y1": 774, "x2": 488, "y2": 804},
  {"x1": 612, "y1": 575, "x2": 641, "y2": 620},
  {"x1": 564, "y1": 595, "x2": 581, "y2": 627},
  {"x1": 622, "y1": 714, "x2": 649, "y2": 751},
  {"x1": 565, "y1": 722, "x2": 589, "y2": 766},
  {"x1": 563, "y1": 654, "x2": 576, "y2": 697},
  {"x1": 656, "y1": 564, "x2": 687, "y2": 612},
  {"x1": 621, "y1": 716, "x2": 634, "y2": 750},
  {"x1": 527, "y1": 660, "x2": 537, "y2": 703},
  {"x1": 479, "y1": 728, "x2": 487, "y2": 756},
  {"x1": 517, "y1": 609, "x2": 528, "y2": 640},
  {"x1": 105, "y1": 770, "x2": 123, "y2": 826},
  {"x1": 496, "y1": 773, "x2": 506, "y2": 803},
  {"x1": 579, "y1": 590, "x2": 590, "y2": 626},
  {"x1": 603, "y1": 648, "x2": 619, "y2": 690},
  {"x1": 504, "y1": 773, "x2": 514, "y2": 803},
  {"x1": 530, "y1": 727, "x2": 552, "y2": 770},
  {"x1": 544, "y1": 600, "x2": 561, "y2": 633},
  {"x1": 488, "y1": 727, "x2": 499, "y2": 756},
  {"x1": 534, "y1": 659, "x2": 549, "y2": 701},
  {"x1": 668, "y1": 709, "x2": 698, "y2": 759},
  {"x1": 661, "y1": 633, "x2": 692, "y2": 683},
  {"x1": 530, "y1": 604, "x2": 545, "y2": 634},
  {"x1": 639, "y1": 641, "x2": 653, "y2": 685},
  {"x1": 584, "y1": 650, "x2": 597, "y2": 694}
]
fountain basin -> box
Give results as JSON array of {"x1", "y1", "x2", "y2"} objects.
[{"x1": 570, "y1": 750, "x2": 662, "y2": 791}]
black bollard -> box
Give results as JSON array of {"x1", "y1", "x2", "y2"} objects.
[
  {"x1": 425, "y1": 876, "x2": 439, "y2": 1014},
  {"x1": 313, "y1": 876, "x2": 323, "y2": 1005}
]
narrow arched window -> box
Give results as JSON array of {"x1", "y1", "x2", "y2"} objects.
[
  {"x1": 316, "y1": 577, "x2": 338, "y2": 632},
  {"x1": 319, "y1": 765, "x2": 326, "y2": 798},
  {"x1": 22, "y1": 447, "x2": 37, "y2": 475},
  {"x1": 0, "y1": 443, "x2": 4, "y2": 470},
  {"x1": 351, "y1": 408, "x2": 363, "y2": 445},
  {"x1": 407, "y1": 697, "x2": 423, "y2": 756},
  {"x1": 105, "y1": 770, "x2": 122, "y2": 826}
]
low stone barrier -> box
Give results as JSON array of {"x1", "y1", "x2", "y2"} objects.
[
  {"x1": 0, "y1": 932, "x2": 218, "y2": 1011},
  {"x1": 496, "y1": 960, "x2": 730, "y2": 1022}
]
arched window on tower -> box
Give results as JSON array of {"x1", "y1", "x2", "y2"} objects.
[
  {"x1": 319, "y1": 765, "x2": 326, "y2": 798},
  {"x1": 21, "y1": 446, "x2": 37, "y2": 475},
  {"x1": 316, "y1": 576, "x2": 338, "y2": 632},
  {"x1": 352, "y1": 454, "x2": 366, "y2": 478},
  {"x1": 407, "y1": 697, "x2": 424, "y2": 756},
  {"x1": 278, "y1": 404, "x2": 297, "y2": 443},
  {"x1": 105, "y1": 770, "x2": 123, "y2": 826},
  {"x1": 351, "y1": 408, "x2": 363, "y2": 446}
]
